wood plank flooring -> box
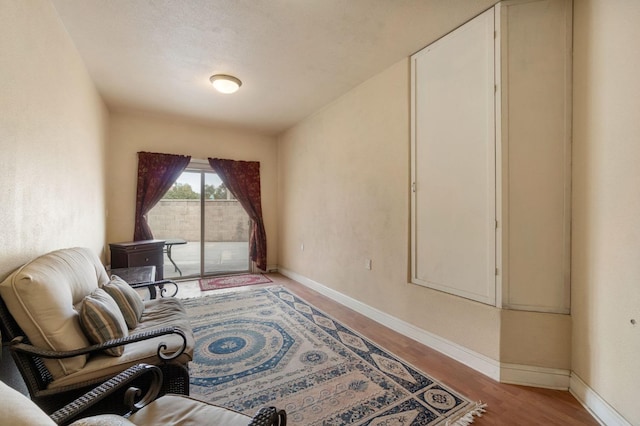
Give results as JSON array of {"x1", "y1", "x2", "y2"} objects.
[{"x1": 182, "y1": 274, "x2": 599, "y2": 425}]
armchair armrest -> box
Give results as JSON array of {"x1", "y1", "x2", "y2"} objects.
[
  {"x1": 49, "y1": 363, "x2": 163, "y2": 425},
  {"x1": 130, "y1": 280, "x2": 179, "y2": 299},
  {"x1": 10, "y1": 326, "x2": 187, "y2": 361}
]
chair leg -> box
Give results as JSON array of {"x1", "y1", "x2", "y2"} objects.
[{"x1": 248, "y1": 407, "x2": 287, "y2": 426}]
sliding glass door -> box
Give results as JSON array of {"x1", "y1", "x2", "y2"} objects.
[
  {"x1": 148, "y1": 163, "x2": 250, "y2": 279},
  {"x1": 203, "y1": 172, "x2": 251, "y2": 276}
]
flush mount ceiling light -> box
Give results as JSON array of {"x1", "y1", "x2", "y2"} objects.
[{"x1": 209, "y1": 74, "x2": 242, "y2": 94}]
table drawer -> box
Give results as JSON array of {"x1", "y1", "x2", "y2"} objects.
[{"x1": 128, "y1": 252, "x2": 162, "y2": 267}]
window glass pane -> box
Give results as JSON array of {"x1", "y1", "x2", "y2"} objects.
[{"x1": 204, "y1": 171, "x2": 249, "y2": 275}]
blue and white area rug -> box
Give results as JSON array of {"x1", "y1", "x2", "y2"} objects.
[{"x1": 184, "y1": 286, "x2": 486, "y2": 425}]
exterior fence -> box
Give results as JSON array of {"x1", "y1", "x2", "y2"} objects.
[{"x1": 147, "y1": 199, "x2": 250, "y2": 242}]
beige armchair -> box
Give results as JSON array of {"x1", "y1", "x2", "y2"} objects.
[
  {"x1": 0, "y1": 363, "x2": 286, "y2": 426},
  {"x1": 0, "y1": 247, "x2": 194, "y2": 413}
]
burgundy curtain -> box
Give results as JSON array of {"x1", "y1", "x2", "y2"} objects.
[
  {"x1": 208, "y1": 158, "x2": 267, "y2": 271},
  {"x1": 134, "y1": 151, "x2": 191, "y2": 241}
]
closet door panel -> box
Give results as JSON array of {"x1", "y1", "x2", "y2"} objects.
[
  {"x1": 498, "y1": 0, "x2": 572, "y2": 312},
  {"x1": 411, "y1": 9, "x2": 496, "y2": 305}
]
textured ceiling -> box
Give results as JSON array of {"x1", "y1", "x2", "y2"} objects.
[{"x1": 51, "y1": 0, "x2": 496, "y2": 135}]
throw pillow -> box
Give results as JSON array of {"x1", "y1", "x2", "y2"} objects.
[
  {"x1": 79, "y1": 288, "x2": 128, "y2": 356},
  {"x1": 104, "y1": 276, "x2": 145, "y2": 329}
]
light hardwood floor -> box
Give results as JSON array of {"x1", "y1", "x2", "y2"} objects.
[{"x1": 180, "y1": 274, "x2": 599, "y2": 425}]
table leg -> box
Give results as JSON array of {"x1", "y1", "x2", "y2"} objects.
[{"x1": 166, "y1": 244, "x2": 182, "y2": 276}]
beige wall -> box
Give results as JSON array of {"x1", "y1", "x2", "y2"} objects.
[
  {"x1": 572, "y1": 1, "x2": 640, "y2": 424},
  {"x1": 499, "y1": 310, "x2": 571, "y2": 369},
  {"x1": 106, "y1": 110, "x2": 278, "y2": 268},
  {"x1": 277, "y1": 3, "x2": 577, "y2": 375},
  {"x1": 277, "y1": 60, "x2": 502, "y2": 360},
  {"x1": 0, "y1": 0, "x2": 108, "y2": 280}
]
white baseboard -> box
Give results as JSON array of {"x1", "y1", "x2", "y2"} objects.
[
  {"x1": 266, "y1": 264, "x2": 279, "y2": 273},
  {"x1": 570, "y1": 373, "x2": 630, "y2": 426},
  {"x1": 278, "y1": 268, "x2": 580, "y2": 391},
  {"x1": 277, "y1": 268, "x2": 631, "y2": 424},
  {"x1": 500, "y1": 363, "x2": 570, "y2": 390},
  {"x1": 278, "y1": 268, "x2": 501, "y2": 379}
]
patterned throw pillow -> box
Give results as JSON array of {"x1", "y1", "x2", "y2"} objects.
[
  {"x1": 79, "y1": 288, "x2": 128, "y2": 356},
  {"x1": 103, "y1": 276, "x2": 145, "y2": 329}
]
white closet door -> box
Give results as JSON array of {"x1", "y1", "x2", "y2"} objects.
[{"x1": 411, "y1": 8, "x2": 496, "y2": 305}]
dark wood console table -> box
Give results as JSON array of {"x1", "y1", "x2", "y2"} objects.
[{"x1": 109, "y1": 239, "x2": 165, "y2": 280}]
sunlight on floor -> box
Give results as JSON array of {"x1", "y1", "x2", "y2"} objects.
[
  {"x1": 173, "y1": 280, "x2": 202, "y2": 299},
  {"x1": 172, "y1": 278, "x2": 278, "y2": 300}
]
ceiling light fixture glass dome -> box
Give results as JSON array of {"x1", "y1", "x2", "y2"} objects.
[{"x1": 209, "y1": 74, "x2": 242, "y2": 94}]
